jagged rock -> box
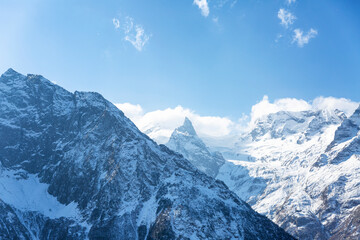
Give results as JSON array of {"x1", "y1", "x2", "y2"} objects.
[{"x1": 166, "y1": 117, "x2": 225, "y2": 177}]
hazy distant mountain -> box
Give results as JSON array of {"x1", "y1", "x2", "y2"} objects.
[{"x1": 0, "y1": 69, "x2": 293, "y2": 240}]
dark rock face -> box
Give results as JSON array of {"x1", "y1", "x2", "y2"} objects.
[
  {"x1": 325, "y1": 106, "x2": 360, "y2": 165},
  {"x1": 331, "y1": 107, "x2": 360, "y2": 146},
  {"x1": 0, "y1": 199, "x2": 87, "y2": 240},
  {"x1": 329, "y1": 205, "x2": 360, "y2": 240},
  {"x1": 166, "y1": 117, "x2": 225, "y2": 177},
  {"x1": 275, "y1": 207, "x2": 329, "y2": 240},
  {"x1": 0, "y1": 69, "x2": 294, "y2": 240}
]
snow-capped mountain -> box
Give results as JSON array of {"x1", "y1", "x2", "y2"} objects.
[
  {"x1": 247, "y1": 109, "x2": 346, "y2": 142},
  {"x1": 0, "y1": 69, "x2": 294, "y2": 240},
  {"x1": 166, "y1": 117, "x2": 225, "y2": 177},
  {"x1": 218, "y1": 109, "x2": 360, "y2": 240},
  {"x1": 167, "y1": 107, "x2": 360, "y2": 239}
]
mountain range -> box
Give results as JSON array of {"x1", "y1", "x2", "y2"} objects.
[
  {"x1": 0, "y1": 69, "x2": 294, "y2": 239},
  {"x1": 165, "y1": 107, "x2": 360, "y2": 239}
]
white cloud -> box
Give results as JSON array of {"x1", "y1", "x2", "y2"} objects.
[
  {"x1": 115, "y1": 104, "x2": 233, "y2": 143},
  {"x1": 312, "y1": 97, "x2": 359, "y2": 117},
  {"x1": 292, "y1": 28, "x2": 318, "y2": 47},
  {"x1": 278, "y1": 8, "x2": 296, "y2": 28},
  {"x1": 114, "y1": 103, "x2": 143, "y2": 121},
  {"x1": 249, "y1": 96, "x2": 359, "y2": 125},
  {"x1": 115, "y1": 97, "x2": 359, "y2": 143},
  {"x1": 250, "y1": 95, "x2": 311, "y2": 125},
  {"x1": 137, "y1": 105, "x2": 234, "y2": 142},
  {"x1": 194, "y1": 0, "x2": 210, "y2": 17},
  {"x1": 123, "y1": 16, "x2": 134, "y2": 34},
  {"x1": 112, "y1": 16, "x2": 150, "y2": 51},
  {"x1": 112, "y1": 18, "x2": 120, "y2": 29},
  {"x1": 124, "y1": 25, "x2": 150, "y2": 51}
]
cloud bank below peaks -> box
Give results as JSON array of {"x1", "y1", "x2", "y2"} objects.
[
  {"x1": 249, "y1": 96, "x2": 359, "y2": 126},
  {"x1": 115, "y1": 104, "x2": 234, "y2": 144},
  {"x1": 115, "y1": 96, "x2": 359, "y2": 144}
]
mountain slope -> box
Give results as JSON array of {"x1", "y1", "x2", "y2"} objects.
[
  {"x1": 164, "y1": 107, "x2": 360, "y2": 239},
  {"x1": 216, "y1": 109, "x2": 360, "y2": 240},
  {"x1": 0, "y1": 69, "x2": 294, "y2": 240},
  {"x1": 166, "y1": 117, "x2": 225, "y2": 177}
]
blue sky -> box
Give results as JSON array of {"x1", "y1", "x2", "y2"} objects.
[{"x1": 0, "y1": 0, "x2": 359, "y2": 119}]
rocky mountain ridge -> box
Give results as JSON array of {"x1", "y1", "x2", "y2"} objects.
[
  {"x1": 0, "y1": 69, "x2": 294, "y2": 240},
  {"x1": 166, "y1": 117, "x2": 225, "y2": 178}
]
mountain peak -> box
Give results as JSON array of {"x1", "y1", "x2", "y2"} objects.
[
  {"x1": 5, "y1": 68, "x2": 17, "y2": 74},
  {"x1": 176, "y1": 117, "x2": 197, "y2": 136},
  {"x1": 0, "y1": 69, "x2": 294, "y2": 239},
  {"x1": 1, "y1": 68, "x2": 24, "y2": 78},
  {"x1": 167, "y1": 117, "x2": 225, "y2": 177}
]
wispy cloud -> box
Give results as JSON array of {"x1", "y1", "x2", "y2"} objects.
[
  {"x1": 112, "y1": 18, "x2": 120, "y2": 29},
  {"x1": 125, "y1": 25, "x2": 150, "y2": 52},
  {"x1": 216, "y1": 0, "x2": 238, "y2": 8},
  {"x1": 194, "y1": 0, "x2": 210, "y2": 17},
  {"x1": 292, "y1": 28, "x2": 318, "y2": 47},
  {"x1": 112, "y1": 16, "x2": 150, "y2": 51},
  {"x1": 275, "y1": 34, "x2": 283, "y2": 43},
  {"x1": 278, "y1": 8, "x2": 296, "y2": 28},
  {"x1": 276, "y1": 3, "x2": 318, "y2": 47},
  {"x1": 123, "y1": 16, "x2": 134, "y2": 34},
  {"x1": 287, "y1": 0, "x2": 296, "y2": 4}
]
